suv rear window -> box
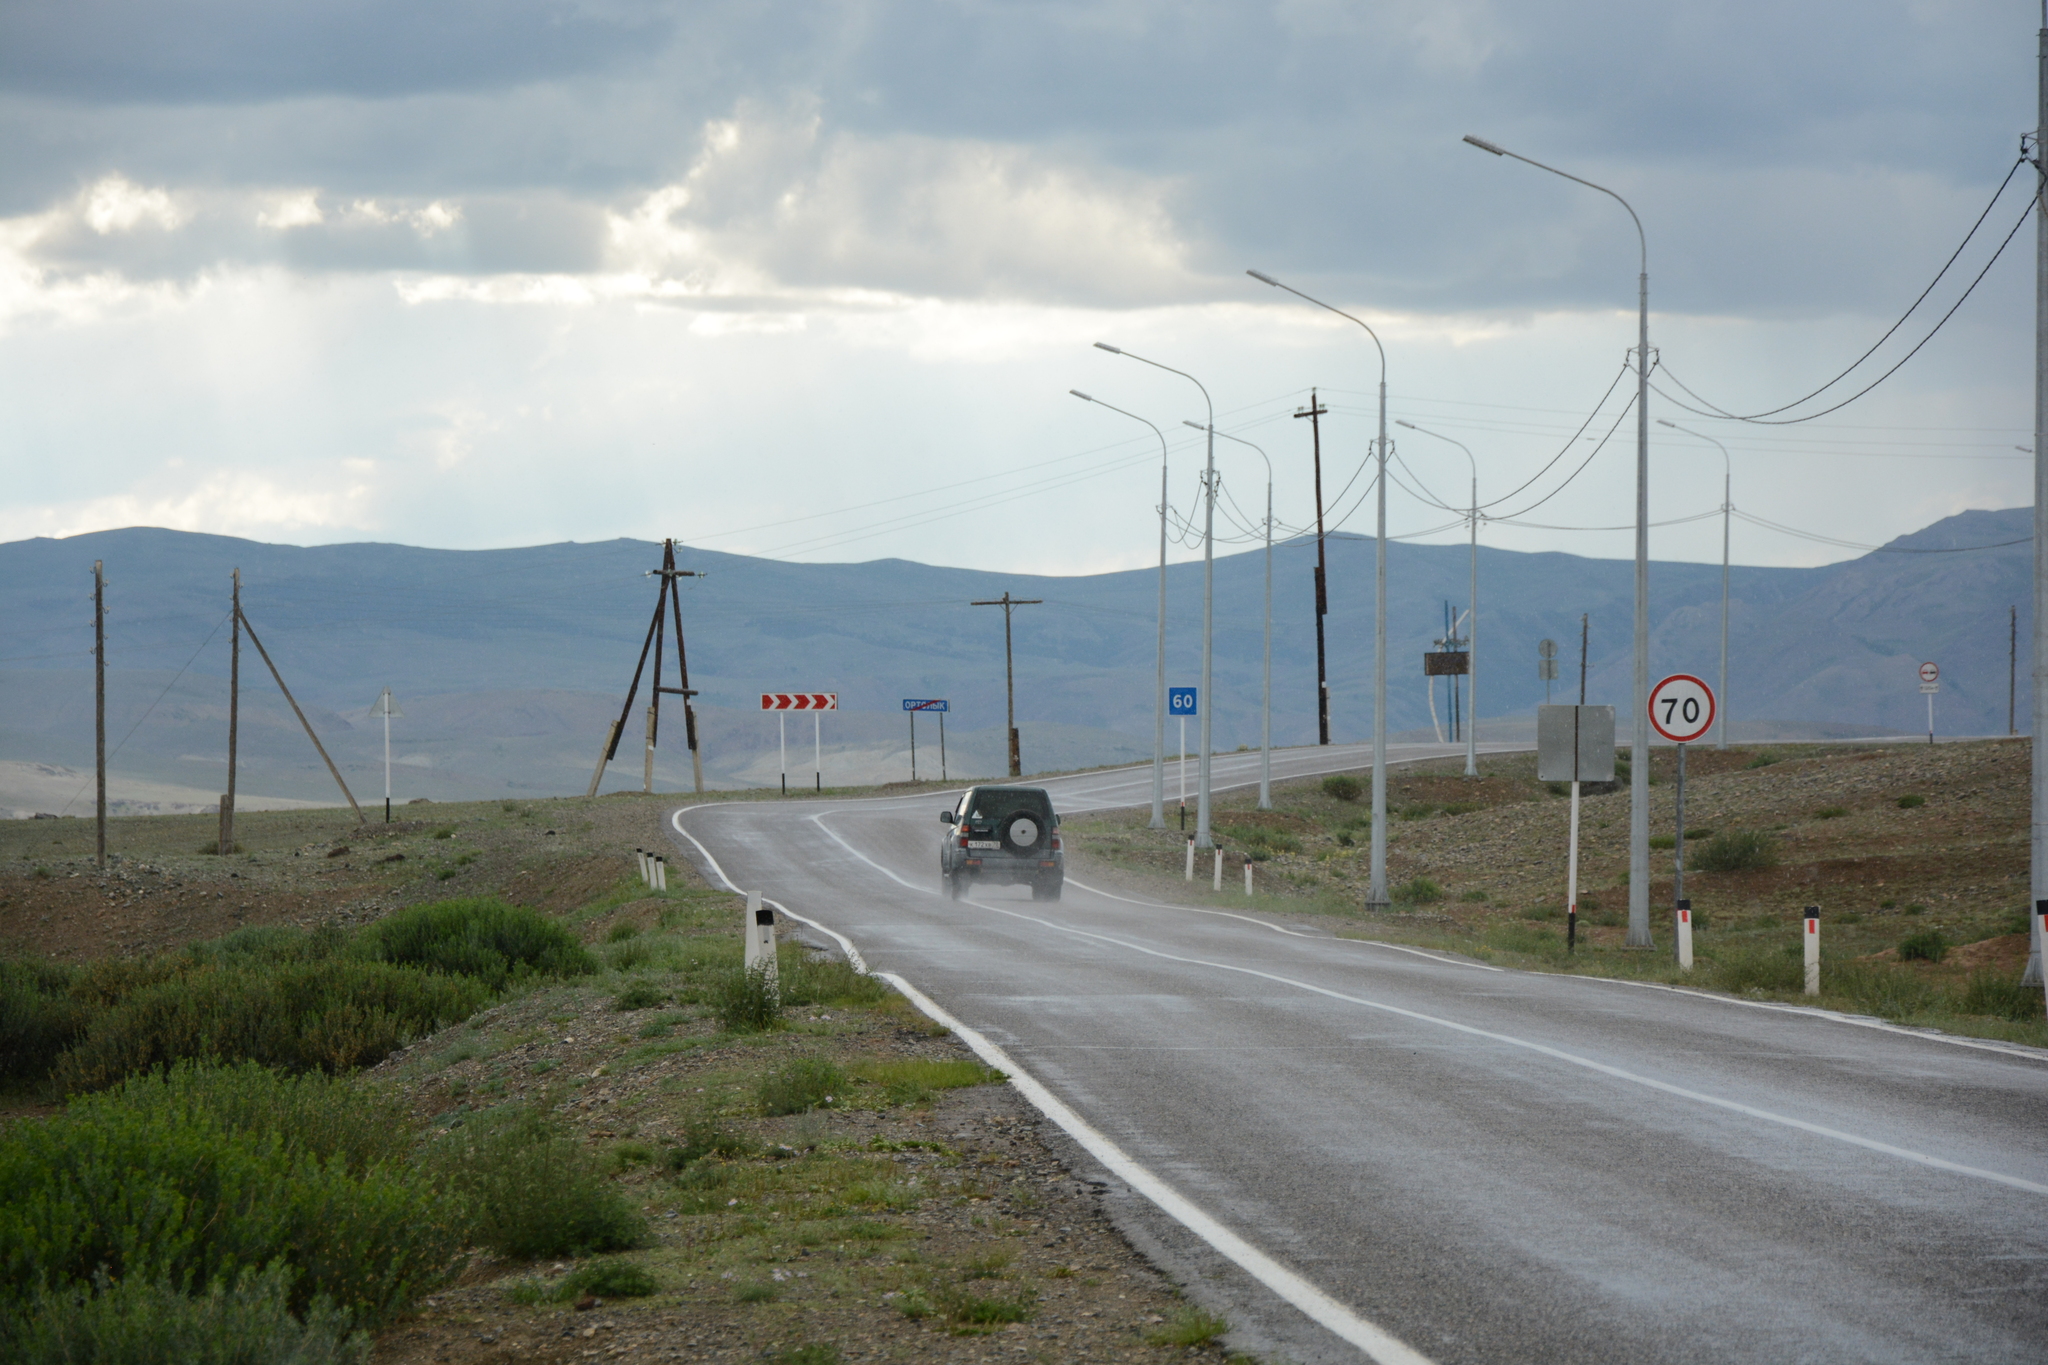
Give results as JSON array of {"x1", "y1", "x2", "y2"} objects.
[{"x1": 962, "y1": 787, "x2": 1052, "y2": 824}]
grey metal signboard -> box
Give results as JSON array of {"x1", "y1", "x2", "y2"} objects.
[{"x1": 1537, "y1": 704, "x2": 1615, "y2": 782}]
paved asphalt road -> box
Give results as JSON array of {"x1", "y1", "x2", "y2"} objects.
[{"x1": 669, "y1": 742, "x2": 2048, "y2": 1364}]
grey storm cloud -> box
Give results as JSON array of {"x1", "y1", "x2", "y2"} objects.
[{"x1": 0, "y1": 0, "x2": 2033, "y2": 315}]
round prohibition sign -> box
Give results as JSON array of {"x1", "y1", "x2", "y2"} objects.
[
  {"x1": 1919, "y1": 661, "x2": 1940, "y2": 685},
  {"x1": 1648, "y1": 673, "x2": 1716, "y2": 744}
]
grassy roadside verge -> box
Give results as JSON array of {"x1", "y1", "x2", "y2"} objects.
[{"x1": 1064, "y1": 740, "x2": 2047, "y2": 1049}]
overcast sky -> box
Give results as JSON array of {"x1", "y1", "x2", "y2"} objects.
[{"x1": 0, "y1": 0, "x2": 2036, "y2": 575}]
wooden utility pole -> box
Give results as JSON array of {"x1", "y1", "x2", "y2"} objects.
[
  {"x1": 972, "y1": 592, "x2": 1042, "y2": 776},
  {"x1": 1296, "y1": 390, "x2": 1331, "y2": 744},
  {"x1": 236, "y1": 605, "x2": 365, "y2": 822},
  {"x1": 2012, "y1": 604, "x2": 2019, "y2": 735},
  {"x1": 590, "y1": 539, "x2": 704, "y2": 797},
  {"x1": 93, "y1": 560, "x2": 106, "y2": 868},
  {"x1": 220, "y1": 568, "x2": 240, "y2": 855}
]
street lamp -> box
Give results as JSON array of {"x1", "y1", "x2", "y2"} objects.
[
  {"x1": 1464, "y1": 133, "x2": 1655, "y2": 948},
  {"x1": 1073, "y1": 389, "x2": 1171, "y2": 827},
  {"x1": 1658, "y1": 418, "x2": 1732, "y2": 751},
  {"x1": 1096, "y1": 343, "x2": 1220, "y2": 848},
  {"x1": 1395, "y1": 419, "x2": 1479, "y2": 778},
  {"x1": 1188, "y1": 421, "x2": 1273, "y2": 809},
  {"x1": 1245, "y1": 270, "x2": 1391, "y2": 907}
]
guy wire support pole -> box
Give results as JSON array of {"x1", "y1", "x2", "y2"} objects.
[
  {"x1": 236, "y1": 604, "x2": 366, "y2": 822},
  {"x1": 1245, "y1": 273, "x2": 1391, "y2": 905},
  {"x1": 2028, "y1": 0, "x2": 2047, "y2": 989},
  {"x1": 589, "y1": 541, "x2": 700, "y2": 798},
  {"x1": 971, "y1": 592, "x2": 1042, "y2": 777},
  {"x1": 1297, "y1": 389, "x2": 1332, "y2": 745},
  {"x1": 1093, "y1": 343, "x2": 1216, "y2": 847},
  {"x1": 93, "y1": 560, "x2": 106, "y2": 869}
]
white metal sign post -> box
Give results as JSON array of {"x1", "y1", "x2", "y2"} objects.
[
  {"x1": 1649, "y1": 673, "x2": 1716, "y2": 971},
  {"x1": 1170, "y1": 688, "x2": 1197, "y2": 833},
  {"x1": 1919, "y1": 661, "x2": 1939, "y2": 746},
  {"x1": 761, "y1": 693, "x2": 837, "y2": 793},
  {"x1": 370, "y1": 688, "x2": 402, "y2": 822},
  {"x1": 1538, "y1": 704, "x2": 1616, "y2": 954},
  {"x1": 903, "y1": 700, "x2": 949, "y2": 783}
]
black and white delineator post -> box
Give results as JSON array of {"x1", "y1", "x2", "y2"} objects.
[
  {"x1": 636, "y1": 848, "x2": 649, "y2": 885},
  {"x1": 370, "y1": 687, "x2": 401, "y2": 822},
  {"x1": 1538, "y1": 703, "x2": 1616, "y2": 953},
  {"x1": 745, "y1": 891, "x2": 777, "y2": 997},
  {"x1": 1212, "y1": 848, "x2": 1223, "y2": 892},
  {"x1": 1676, "y1": 900, "x2": 1694, "y2": 971},
  {"x1": 2036, "y1": 900, "x2": 2048, "y2": 1014},
  {"x1": 654, "y1": 855, "x2": 667, "y2": 892},
  {"x1": 1184, "y1": 836, "x2": 1194, "y2": 882},
  {"x1": 1804, "y1": 906, "x2": 1821, "y2": 996}
]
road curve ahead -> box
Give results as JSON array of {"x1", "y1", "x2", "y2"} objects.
[{"x1": 669, "y1": 744, "x2": 2048, "y2": 1365}]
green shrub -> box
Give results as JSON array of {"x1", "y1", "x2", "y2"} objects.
[
  {"x1": 1147, "y1": 1306, "x2": 1229, "y2": 1347},
  {"x1": 1321, "y1": 774, "x2": 1362, "y2": 802},
  {"x1": 50, "y1": 960, "x2": 491, "y2": 1094},
  {"x1": 713, "y1": 964, "x2": 782, "y2": 1033},
  {"x1": 1691, "y1": 830, "x2": 1778, "y2": 873},
  {"x1": 850, "y1": 1058, "x2": 1002, "y2": 1107},
  {"x1": 1649, "y1": 834, "x2": 1675, "y2": 850},
  {"x1": 613, "y1": 980, "x2": 665, "y2": 1011},
  {"x1": 0, "y1": 1068, "x2": 461, "y2": 1333},
  {"x1": 606, "y1": 939, "x2": 657, "y2": 972},
  {"x1": 1708, "y1": 945, "x2": 1803, "y2": 995},
  {"x1": 353, "y1": 898, "x2": 596, "y2": 991},
  {"x1": 1815, "y1": 806, "x2": 1848, "y2": 820},
  {"x1": 1824, "y1": 960, "x2": 1940, "y2": 1020},
  {"x1": 1960, "y1": 971, "x2": 2042, "y2": 1021},
  {"x1": 780, "y1": 955, "x2": 890, "y2": 1008},
  {"x1": 6, "y1": 1266, "x2": 369, "y2": 1365},
  {"x1": 1393, "y1": 877, "x2": 1443, "y2": 905},
  {"x1": 605, "y1": 923, "x2": 641, "y2": 943},
  {"x1": 734, "y1": 1281, "x2": 777, "y2": 1303},
  {"x1": 429, "y1": 1107, "x2": 645, "y2": 1260},
  {"x1": 186, "y1": 923, "x2": 345, "y2": 967},
  {"x1": 555, "y1": 1259, "x2": 658, "y2": 1301},
  {"x1": 666, "y1": 1117, "x2": 758, "y2": 1168},
  {"x1": 1896, "y1": 793, "x2": 1925, "y2": 809},
  {"x1": 1897, "y1": 930, "x2": 1947, "y2": 964},
  {"x1": 760, "y1": 1057, "x2": 846, "y2": 1116},
  {"x1": 770, "y1": 1346, "x2": 842, "y2": 1365},
  {"x1": 1745, "y1": 750, "x2": 1780, "y2": 768},
  {"x1": 936, "y1": 1284, "x2": 1034, "y2": 1327},
  {"x1": 96, "y1": 1061, "x2": 415, "y2": 1174},
  {"x1": 0, "y1": 960, "x2": 89, "y2": 1086}
]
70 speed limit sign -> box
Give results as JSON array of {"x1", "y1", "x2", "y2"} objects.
[{"x1": 1648, "y1": 674, "x2": 1717, "y2": 744}]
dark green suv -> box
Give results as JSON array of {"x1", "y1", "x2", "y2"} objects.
[{"x1": 939, "y1": 785, "x2": 1063, "y2": 901}]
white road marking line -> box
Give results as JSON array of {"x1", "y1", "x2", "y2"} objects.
[
  {"x1": 673, "y1": 803, "x2": 2048, "y2": 1194},
  {"x1": 1063, "y1": 876, "x2": 1504, "y2": 972},
  {"x1": 959, "y1": 899, "x2": 2048, "y2": 1198},
  {"x1": 668, "y1": 804, "x2": 866, "y2": 971},
  {"x1": 877, "y1": 971, "x2": 1437, "y2": 1365}
]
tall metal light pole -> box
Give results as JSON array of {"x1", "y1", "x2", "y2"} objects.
[
  {"x1": 1464, "y1": 134, "x2": 1654, "y2": 948},
  {"x1": 1073, "y1": 389, "x2": 1172, "y2": 828},
  {"x1": 1096, "y1": 343, "x2": 1218, "y2": 847},
  {"x1": 2027, "y1": 2, "x2": 2047, "y2": 990},
  {"x1": 1396, "y1": 420, "x2": 1480, "y2": 778},
  {"x1": 1659, "y1": 418, "x2": 1732, "y2": 751},
  {"x1": 1246, "y1": 270, "x2": 1391, "y2": 907},
  {"x1": 1190, "y1": 422, "x2": 1274, "y2": 809}
]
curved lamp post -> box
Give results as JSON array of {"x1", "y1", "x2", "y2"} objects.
[
  {"x1": 1658, "y1": 418, "x2": 1731, "y2": 751},
  {"x1": 1396, "y1": 419, "x2": 1480, "y2": 778},
  {"x1": 1188, "y1": 421, "x2": 1273, "y2": 809},
  {"x1": 1464, "y1": 133, "x2": 1654, "y2": 948},
  {"x1": 1073, "y1": 389, "x2": 1171, "y2": 827},
  {"x1": 1245, "y1": 270, "x2": 1391, "y2": 907},
  {"x1": 1096, "y1": 343, "x2": 1219, "y2": 848}
]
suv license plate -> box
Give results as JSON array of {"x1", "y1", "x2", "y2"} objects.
[{"x1": 966, "y1": 840, "x2": 1001, "y2": 849}]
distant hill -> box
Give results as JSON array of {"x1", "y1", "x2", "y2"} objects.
[{"x1": 0, "y1": 510, "x2": 2026, "y2": 811}]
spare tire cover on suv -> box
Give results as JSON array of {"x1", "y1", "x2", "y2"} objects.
[{"x1": 1002, "y1": 812, "x2": 1041, "y2": 851}]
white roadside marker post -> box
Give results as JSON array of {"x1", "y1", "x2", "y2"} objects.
[
  {"x1": 655, "y1": 855, "x2": 668, "y2": 892},
  {"x1": 1185, "y1": 837, "x2": 1194, "y2": 881},
  {"x1": 745, "y1": 891, "x2": 777, "y2": 998},
  {"x1": 636, "y1": 848, "x2": 648, "y2": 885},
  {"x1": 1213, "y1": 848, "x2": 1223, "y2": 892},
  {"x1": 2038, "y1": 902, "x2": 2048, "y2": 1018},
  {"x1": 1245, "y1": 860, "x2": 1253, "y2": 897},
  {"x1": 1804, "y1": 906, "x2": 1821, "y2": 996},
  {"x1": 1676, "y1": 900, "x2": 1694, "y2": 971}
]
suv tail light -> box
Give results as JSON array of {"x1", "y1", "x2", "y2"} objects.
[{"x1": 1050, "y1": 834, "x2": 1062, "y2": 851}]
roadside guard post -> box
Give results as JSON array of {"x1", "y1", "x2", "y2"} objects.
[
  {"x1": 1804, "y1": 906, "x2": 1821, "y2": 995},
  {"x1": 1538, "y1": 703, "x2": 1615, "y2": 953},
  {"x1": 1649, "y1": 673, "x2": 1716, "y2": 969},
  {"x1": 2038, "y1": 901, "x2": 2048, "y2": 1017},
  {"x1": 745, "y1": 890, "x2": 777, "y2": 996}
]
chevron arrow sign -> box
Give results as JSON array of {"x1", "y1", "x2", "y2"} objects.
[{"x1": 760, "y1": 693, "x2": 837, "y2": 711}]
